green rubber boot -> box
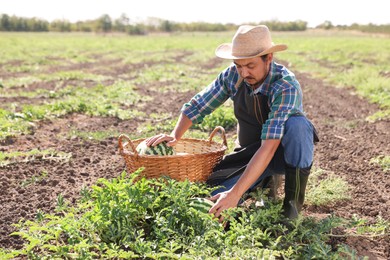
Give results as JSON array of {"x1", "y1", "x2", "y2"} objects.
[{"x1": 283, "y1": 166, "x2": 310, "y2": 219}]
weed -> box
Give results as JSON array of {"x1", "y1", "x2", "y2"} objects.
[
  {"x1": 68, "y1": 128, "x2": 120, "y2": 141},
  {"x1": 306, "y1": 168, "x2": 351, "y2": 206},
  {"x1": 349, "y1": 214, "x2": 390, "y2": 238},
  {"x1": 20, "y1": 170, "x2": 48, "y2": 187},
  {"x1": 370, "y1": 155, "x2": 390, "y2": 172},
  {"x1": 79, "y1": 185, "x2": 92, "y2": 203},
  {"x1": 55, "y1": 193, "x2": 68, "y2": 212},
  {"x1": 35, "y1": 209, "x2": 45, "y2": 222},
  {"x1": 136, "y1": 119, "x2": 177, "y2": 137},
  {"x1": 0, "y1": 149, "x2": 71, "y2": 167},
  {"x1": 193, "y1": 103, "x2": 237, "y2": 132}
]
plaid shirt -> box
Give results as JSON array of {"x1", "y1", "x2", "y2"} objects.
[{"x1": 182, "y1": 61, "x2": 304, "y2": 140}]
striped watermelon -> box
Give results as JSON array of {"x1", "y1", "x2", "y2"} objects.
[
  {"x1": 189, "y1": 198, "x2": 215, "y2": 214},
  {"x1": 136, "y1": 140, "x2": 175, "y2": 156}
]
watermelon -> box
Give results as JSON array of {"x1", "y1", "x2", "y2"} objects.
[
  {"x1": 136, "y1": 140, "x2": 175, "y2": 156},
  {"x1": 188, "y1": 198, "x2": 215, "y2": 214}
]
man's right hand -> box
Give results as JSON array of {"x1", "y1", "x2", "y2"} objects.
[
  {"x1": 144, "y1": 134, "x2": 177, "y2": 147},
  {"x1": 144, "y1": 113, "x2": 193, "y2": 148}
]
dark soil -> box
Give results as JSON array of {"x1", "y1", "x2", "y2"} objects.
[{"x1": 0, "y1": 55, "x2": 389, "y2": 259}]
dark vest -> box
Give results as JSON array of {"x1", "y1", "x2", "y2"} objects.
[{"x1": 233, "y1": 80, "x2": 270, "y2": 148}]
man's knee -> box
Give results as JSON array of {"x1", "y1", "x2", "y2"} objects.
[
  {"x1": 284, "y1": 116, "x2": 313, "y2": 138},
  {"x1": 282, "y1": 116, "x2": 314, "y2": 168}
]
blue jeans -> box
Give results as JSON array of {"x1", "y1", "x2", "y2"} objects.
[{"x1": 211, "y1": 115, "x2": 315, "y2": 195}]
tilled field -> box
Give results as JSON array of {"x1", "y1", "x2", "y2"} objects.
[{"x1": 0, "y1": 55, "x2": 389, "y2": 259}]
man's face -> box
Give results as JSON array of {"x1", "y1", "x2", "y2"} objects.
[{"x1": 234, "y1": 54, "x2": 272, "y2": 87}]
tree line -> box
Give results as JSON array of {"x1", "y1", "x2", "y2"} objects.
[
  {"x1": 0, "y1": 13, "x2": 307, "y2": 33},
  {"x1": 316, "y1": 20, "x2": 390, "y2": 34},
  {"x1": 1, "y1": 13, "x2": 389, "y2": 34}
]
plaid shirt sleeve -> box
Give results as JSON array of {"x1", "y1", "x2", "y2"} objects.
[
  {"x1": 181, "y1": 65, "x2": 237, "y2": 124},
  {"x1": 182, "y1": 61, "x2": 303, "y2": 139},
  {"x1": 261, "y1": 65, "x2": 304, "y2": 140}
]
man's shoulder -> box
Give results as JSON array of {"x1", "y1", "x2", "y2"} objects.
[
  {"x1": 222, "y1": 63, "x2": 239, "y2": 77},
  {"x1": 273, "y1": 62, "x2": 295, "y2": 77},
  {"x1": 271, "y1": 62, "x2": 298, "y2": 85},
  {"x1": 267, "y1": 65, "x2": 301, "y2": 97},
  {"x1": 220, "y1": 64, "x2": 240, "y2": 87}
]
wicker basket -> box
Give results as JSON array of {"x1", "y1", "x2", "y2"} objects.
[{"x1": 118, "y1": 126, "x2": 227, "y2": 182}]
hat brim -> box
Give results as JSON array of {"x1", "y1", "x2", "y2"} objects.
[{"x1": 215, "y1": 43, "x2": 288, "y2": 59}]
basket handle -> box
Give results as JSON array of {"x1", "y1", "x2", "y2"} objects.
[
  {"x1": 208, "y1": 126, "x2": 228, "y2": 147},
  {"x1": 118, "y1": 134, "x2": 139, "y2": 159}
]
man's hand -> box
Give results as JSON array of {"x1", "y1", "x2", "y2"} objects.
[
  {"x1": 208, "y1": 189, "x2": 241, "y2": 222},
  {"x1": 144, "y1": 113, "x2": 192, "y2": 148},
  {"x1": 144, "y1": 134, "x2": 177, "y2": 147}
]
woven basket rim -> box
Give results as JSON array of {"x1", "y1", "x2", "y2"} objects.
[{"x1": 121, "y1": 137, "x2": 227, "y2": 158}]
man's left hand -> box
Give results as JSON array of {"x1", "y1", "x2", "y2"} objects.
[{"x1": 208, "y1": 189, "x2": 240, "y2": 222}]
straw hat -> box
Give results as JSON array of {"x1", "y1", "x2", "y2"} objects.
[{"x1": 215, "y1": 25, "x2": 287, "y2": 59}]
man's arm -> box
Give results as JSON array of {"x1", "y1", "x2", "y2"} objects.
[
  {"x1": 146, "y1": 66, "x2": 236, "y2": 147},
  {"x1": 170, "y1": 113, "x2": 193, "y2": 143},
  {"x1": 209, "y1": 139, "x2": 281, "y2": 218}
]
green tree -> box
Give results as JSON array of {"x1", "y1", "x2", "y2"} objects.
[
  {"x1": 114, "y1": 13, "x2": 129, "y2": 32},
  {"x1": 317, "y1": 20, "x2": 334, "y2": 30},
  {"x1": 160, "y1": 20, "x2": 175, "y2": 32},
  {"x1": 0, "y1": 14, "x2": 11, "y2": 31},
  {"x1": 97, "y1": 14, "x2": 112, "y2": 32},
  {"x1": 50, "y1": 19, "x2": 71, "y2": 32}
]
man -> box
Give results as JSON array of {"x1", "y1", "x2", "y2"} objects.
[{"x1": 146, "y1": 25, "x2": 318, "y2": 219}]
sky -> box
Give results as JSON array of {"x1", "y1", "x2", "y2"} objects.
[{"x1": 1, "y1": 0, "x2": 389, "y2": 28}]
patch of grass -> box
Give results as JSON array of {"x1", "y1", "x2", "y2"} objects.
[
  {"x1": 68, "y1": 128, "x2": 121, "y2": 141},
  {"x1": 0, "y1": 109, "x2": 35, "y2": 140},
  {"x1": 0, "y1": 149, "x2": 72, "y2": 167},
  {"x1": 134, "y1": 62, "x2": 216, "y2": 94},
  {"x1": 46, "y1": 70, "x2": 111, "y2": 82},
  {"x1": 327, "y1": 214, "x2": 390, "y2": 245},
  {"x1": 137, "y1": 63, "x2": 183, "y2": 83},
  {"x1": 3, "y1": 76, "x2": 42, "y2": 88},
  {"x1": 193, "y1": 102, "x2": 237, "y2": 132},
  {"x1": 349, "y1": 214, "x2": 390, "y2": 238},
  {"x1": 370, "y1": 155, "x2": 390, "y2": 172},
  {"x1": 343, "y1": 119, "x2": 360, "y2": 129},
  {"x1": 185, "y1": 128, "x2": 231, "y2": 151},
  {"x1": 55, "y1": 193, "x2": 68, "y2": 212},
  {"x1": 181, "y1": 129, "x2": 210, "y2": 140},
  {"x1": 50, "y1": 82, "x2": 148, "y2": 119},
  {"x1": 136, "y1": 119, "x2": 177, "y2": 138},
  {"x1": 3, "y1": 63, "x2": 42, "y2": 73},
  {"x1": 20, "y1": 170, "x2": 48, "y2": 187},
  {"x1": 366, "y1": 110, "x2": 390, "y2": 122},
  {"x1": 306, "y1": 168, "x2": 351, "y2": 206},
  {"x1": 0, "y1": 80, "x2": 148, "y2": 140},
  {"x1": 0, "y1": 87, "x2": 49, "y2": 99},
  {"x1": 3, "y1": 71, "x2": 111, "y2": 89},
  {"x1": 351, "y1": 215, "x2": 390, "y2": 237},
  {"x1": 148, "y1": 112, "x2": 174, "y2": 120}
]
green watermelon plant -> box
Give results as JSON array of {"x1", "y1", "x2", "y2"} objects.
[{"x1": 0, "y1": 169, "x2": 368, "y2": 259}]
